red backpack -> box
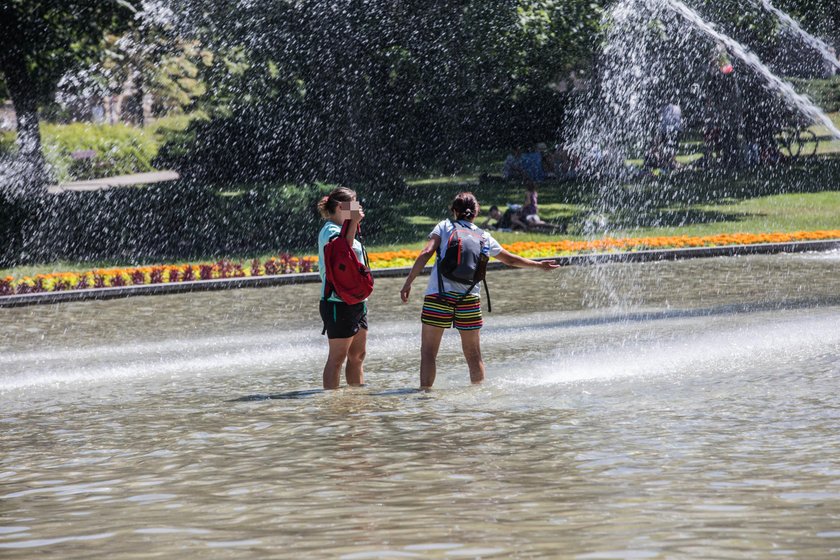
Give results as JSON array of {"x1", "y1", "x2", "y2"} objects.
[{"x1": 323, "y1": 220, "x2": 374, "y2": 305}]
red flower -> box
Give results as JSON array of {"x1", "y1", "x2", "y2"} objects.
[{"x1": 150, "y1": 268, "x2": 164, "y2": 284}]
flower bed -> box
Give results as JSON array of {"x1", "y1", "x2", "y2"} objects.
[
  {"x1": 500, "y1": 230, "x2": 840, "y2": 260},
  {"x1": 2, "y1": 230, "x2": 839, "y2": 297},
  {"x1": 366, "y1": 230, "x2": 840, "y2": 267},
  {"x1": 0, "y1": 254, "x2": 316, "y2": 296}
]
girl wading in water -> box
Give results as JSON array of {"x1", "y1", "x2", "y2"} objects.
[
  {"x1": 400, "y1": 192, "x2": 559, "y2": 389},
  {"x1": 317, "y1": 187, "x2": 369, "y2": 390}
]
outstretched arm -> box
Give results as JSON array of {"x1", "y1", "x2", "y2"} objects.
[
  {"x1": 401, "y1": 236, "x2": 441, "y2": 302},
  {"x1": 494, "y1": 249, "x2": 559, "y2": 270}
]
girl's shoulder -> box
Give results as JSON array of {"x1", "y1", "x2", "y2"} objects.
[
  {"x1": 319, "y1": 220, "x2": 341, "y2": 241},
  {"x1": 430, "y1": 218, "x2": 451, "y2": 236},
  {"x1": 320, "y1": 220, "x2": 340, "y2": 232}
]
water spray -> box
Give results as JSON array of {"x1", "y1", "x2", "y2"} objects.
[
  {"x1": 760, "y1": 0, "x2": 840, "y2": 74},
  {"x1": 665, "y1": 0, "x2": 840, "y2": 141}
]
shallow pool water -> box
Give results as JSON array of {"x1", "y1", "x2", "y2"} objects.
[{"x1": 2, "y1": 253, "x2": 839, "y2": 558}]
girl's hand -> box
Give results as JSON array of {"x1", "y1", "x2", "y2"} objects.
[
  {"x1": 339, "y1": 201, "x2": 364, "y2": 222},
  {"x1": 400, "y1": 283, "x2": 411, "y2": 303},
  {"x1": 539, "y1": 260, "x2": 560, "y2": 270}
]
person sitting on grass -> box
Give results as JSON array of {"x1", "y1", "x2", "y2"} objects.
[
  {"x1": 503, "y1": 147, "x2": 532, "y2": 183},
  {"x1": 511, "y1": 185, "x2": 547, "y2": 230}
]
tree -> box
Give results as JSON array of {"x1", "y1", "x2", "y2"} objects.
[
  {"x1": 164, "y1": 0, "x2": 604, "y2": 186},
  {"x1": 0, "y1": 0, "x2": 139, "y2": 192}
]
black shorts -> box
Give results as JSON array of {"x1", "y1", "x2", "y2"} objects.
[{"x1": 320, "y1": 299, "x2": 368, "y2": 339}]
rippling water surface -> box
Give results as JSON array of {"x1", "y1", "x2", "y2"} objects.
[{"x1": 2, "y1": 253, "x2": 840, "y2": 558}]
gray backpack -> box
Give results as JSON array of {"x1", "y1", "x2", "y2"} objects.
[{"x1": 436, "y1": 219, "x2": 492, "y2": 311}]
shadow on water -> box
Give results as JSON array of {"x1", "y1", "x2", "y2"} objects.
[
  {"x1": 229, "y1": 387, "x2": 426, "y2": 402},
  {"x1": 229, "y1": 389, "x2": 325, "y2": 402},
  {"x1": 367, "y1": 387, "x2": 426, "y2": 397}
]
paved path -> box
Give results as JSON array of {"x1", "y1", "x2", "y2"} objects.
[{"x1": 47, "y1": 170, "x2": 180, "y2": 194}]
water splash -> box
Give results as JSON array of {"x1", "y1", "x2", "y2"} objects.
[
  {"x1": 760, "y1": 0, "x2": 840, "y2": 74},
  {"x1": 563, "y1": 0, "x2": 840, "y2": 309},
  {"x1": 567, "y1": 0, "x2": 669, "y2": 183},
  {"x1": 501, "y1": 310, "x2": 840, "y2": 387},
  {"x1": 666, "y1": 0, "x2": 840, "y2": 140},
  {"x1": 571, "y1": 0, "x2": 840, "y2": 180}
]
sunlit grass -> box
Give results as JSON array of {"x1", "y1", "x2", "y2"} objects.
[
  {"x1": 809, "y1": 111, "x2": 840, "y2": 154},
  {"x1": 405, "y1": 174, "x2": 479, "y2": 186},
  {"x1": 602, "y1": 192, "x2": 840, "y2": 239}
]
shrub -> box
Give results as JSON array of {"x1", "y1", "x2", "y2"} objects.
[
  {"x1": 0, "y1": 178, "x2": 399, "y2": 267},
  {"x1": 41, "y1": 122, "x2": 159, "y2": 182}
]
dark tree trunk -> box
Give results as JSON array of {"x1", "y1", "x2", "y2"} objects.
[
  {"x1": 0, "y1": 50, "x2": 49, "y2": 195},
  {"x1": 122, "y1": 69, "x2": 146, "y2": 126}
]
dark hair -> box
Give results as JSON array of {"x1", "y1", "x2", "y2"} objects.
[
  {"x1": 451, "y1": 192, "x2": 480, "y2": 221},
  {"x1": 489, "y1": 205, "x2": 499, "y2": 213},
  {"x1": 318, "y1": 187, "x2": 356, "y2": 218}
]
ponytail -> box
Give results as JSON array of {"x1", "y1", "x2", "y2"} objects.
[
  {"x1": 450, "y1": 192, "x2": 480, "y2": 222},
  {"x1": 318, "y1": 187, "x2": 357, "y2": 218}
]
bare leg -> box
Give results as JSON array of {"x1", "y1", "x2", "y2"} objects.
[
  {"x1": 458, "y1": 328, "x2": 485, "y2": 384},
  {"x1": 345, "y1": 328, "x2": 367, "y2": 386},
  {"x1": 323, "y1": 337, "x2": 353, "y2": 390},
  {"x1": 420, "y1": 324, "x2": 445, "y2": 389}
]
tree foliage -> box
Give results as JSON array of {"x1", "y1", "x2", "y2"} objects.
[
  {"x1": 0, "y1": 0, "x2": 139, "y2": 190},
  {"x1": 161, "y1": 0, "x2": 605, "y2": 187}
]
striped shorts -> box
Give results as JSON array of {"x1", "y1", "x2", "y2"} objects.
[{"x1": 421, "y1": 292, "x2": 483, "y2": 330}]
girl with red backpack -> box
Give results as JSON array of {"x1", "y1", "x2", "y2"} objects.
[
  {"x1": 400, "y1": 192, "x2": 559, "y2": 389},
  {"x1": 317, "y1": 187, "x2": 372, "y2": 390}
]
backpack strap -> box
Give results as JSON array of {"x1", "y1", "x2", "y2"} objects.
[
  {"x1": 437, "y1": 219, "x2": 493, "y2": 313},
  {"x1": 435, "y1": 245, "x2": 445, "y2": 297},
  {"x1": 356, "y1": 224, "x2": 371, "y2": 270},
  {"x1": 324, "y1": 229, "x2": 341, "y2": 302},
  {"x1": 339, "y1": 219, "x2": 370, "y2": 268},
  {"x1": 323, "y1": 223, "x2": 346, "y2": 306},
  {"x1": 448, "y1": 277, "x2": 492, "y2": 313}
]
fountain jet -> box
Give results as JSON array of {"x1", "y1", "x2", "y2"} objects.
[
  {"x1": 665, "y1": 0, "x2": 840, "y2": 140},
  {"x1": 760, "y1": 0, "x2": 840, "y2": 74}
]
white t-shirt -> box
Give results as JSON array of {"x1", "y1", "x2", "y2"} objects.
[{"x1": 425, "y1": 219, "x2": 503, "y2": 296}]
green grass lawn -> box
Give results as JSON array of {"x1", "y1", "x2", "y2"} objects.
[
  {"x1": 8, "y1": 182, "x2": 837, "y2": 280},
  {"x1": 365, "y1": 173, "x2": 840, "y2": 252}
]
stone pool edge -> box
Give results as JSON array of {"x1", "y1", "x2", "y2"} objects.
[{"x1": 2, "y1": 239, "x2": 839, "y2": 308}]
